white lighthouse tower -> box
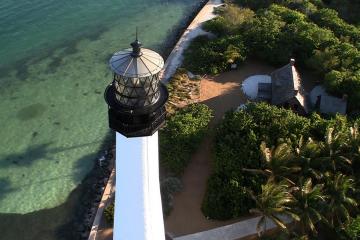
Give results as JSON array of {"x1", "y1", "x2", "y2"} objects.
[{"x1": 104, "y1": 36, "x2": 168, "y2": 240}]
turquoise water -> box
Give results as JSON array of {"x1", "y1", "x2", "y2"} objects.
[{"x1": 0, "y1": 0, "x2": 200, "y2": 216}]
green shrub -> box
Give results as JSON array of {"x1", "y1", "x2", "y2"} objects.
[
  {"x1": 160, "y1": 103, "x2": 213, "y2": 175},
  {"x1": 345, "y1": 216, "x2": 360, "y2": 240},
  {"x1": 311, "y1": 8, "x2": 360, "y2": 49},
  {"x1": 202, "y1": 172, "x2": 263, "y2": 219},
  {"x1": 320, "y1": 0, "x2": 360, "y2": 25},
  {"x1": 104, "y1": 203, "x2": 114, "y2": 224},
  {"x1": 202, "y1": 103, "x2": 310, "y2": 220},
  {"x1": 286, "y1": 0, "x2": 318, "y2": 15},
  {"x1": 234, "y1": 0, "x2": 277, "y2": 10},
  {"x1": 202, "y1": 102, "x2": 359, "y2": 221},
  {"x1": 203, "y1": 17, "x2": 229, "y2": 36},
  {"x1": 183, "y1": 35, "x2": 248, "y2": 74},
  {"x1": 203, "y1": 5, "x2": 254, "y2": 35},
  {"x1": 161, "y1": 177, "x2": 183, "y2": 216},
  {"x1": 269, "y1": 4, "x2": 307, "y2": 23},
  {"x1": 242, "y1": 10, "x2": 287, "y2": 65}
]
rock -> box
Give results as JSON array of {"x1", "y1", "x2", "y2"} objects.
[
  {"x1": 187, "y1": 71, "x2": 195, "y2": 79},
  {"x1": 98, "y1": 155, "x2": 106, "y2": 166},
  {"x1": 194, "y1": 75, "x2": 201, "y2": 80}
]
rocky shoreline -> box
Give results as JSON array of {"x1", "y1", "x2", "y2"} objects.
[
  {"x1": 72, "y1": 137, "x2": 115, "y2": 240},
  {"x1": 159, "y1": 0, "x2": 209, "y2": 58},
  {"x1": 76, "y1": 1, "x2": 213, "y2": 239}
]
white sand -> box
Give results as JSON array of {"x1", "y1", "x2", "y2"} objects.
[
  {"x1": 241, "y1": 75, "x2": 271, "y2": 100},
  {"x1": 160, "y1": 0, "x2": 223, "y2": 82}
]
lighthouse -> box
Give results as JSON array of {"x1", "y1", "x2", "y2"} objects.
[{"x1": 104, "y1": 36, "x2": 168, "y2": 239}]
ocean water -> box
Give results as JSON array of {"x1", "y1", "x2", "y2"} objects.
[{"x1": 0, "y1": 0, "x2": 202, "y2": 238}]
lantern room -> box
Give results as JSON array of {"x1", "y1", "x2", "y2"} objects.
[{"x1": 104, "y1": 38, "x2": 168, "y2": 137}]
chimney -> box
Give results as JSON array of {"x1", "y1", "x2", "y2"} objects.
[
  {"x1": 290, "y1": 58, "x2": 295, "y2": 66},
  {"x1": 342, "y1": 94, "x2": 348, "y2": 101}
]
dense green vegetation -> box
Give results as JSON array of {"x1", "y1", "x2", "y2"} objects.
[
  {"x1": 160, "y1": 103, "x2": 213, "y2": 175},
  {"x1": 179, "y1": 1, "x2": 360, "y2": 238},
  {"x1": 319, "y1": 0, "x2": 360, "y2": 25},
  {"x1": 104, "y1": 203, "x2": 114, "y2": 224},
  {"x1": 184, "y1": 2, "x2": 360, "y2": 110},
  {"x1": 183, "y1": 35, "x2": 248, "y2": 75},
  {"x1": 345, "y1": 216, "x2": 360, "y2": 239},
  {"x1": 233, "y1": 0, "x2": 360, "y2": 25},
  {"x1": 202, "y1": 103, "x2": 360, "y2": 239},
  {"x1": 310, "y1": 8, "x2": 360, "y2": 49},
  {"x1": 203, "y1": 103, "x2": 310, "y2": 220}
]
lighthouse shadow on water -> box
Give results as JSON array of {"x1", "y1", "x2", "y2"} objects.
[{"x1": 0, "y1": 0, "x2": 203, "y2": 239}]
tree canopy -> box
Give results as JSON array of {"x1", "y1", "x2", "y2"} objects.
[
  {"x1": 184, "y1": 2, "x2": 360, "y2": 110},
  {"x1": 202, "y1": 103, "x2": 360, "y2": 238}
]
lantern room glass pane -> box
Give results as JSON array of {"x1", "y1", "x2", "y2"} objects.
[{"x1": 113, "y1": 71, "x2": 162, "y2": 107}]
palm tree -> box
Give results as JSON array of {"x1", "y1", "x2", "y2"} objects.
[
  {"x1": 249, "y1": 180, "x2": 299, "y2": 237},
  {"x1": 324, "y1": 173, "x2": 357, "y2": 228},
  {"x1": 242, "y1": 141, "x2": 300, "y2": 185},
  {"x1": 317, "y1": 128, "x2": 352, "y2": 173},
  {"x1": 344, "y1": 124, "x2": 360, "y2": 176},
  {"x1": 224, "y1": 44, "x2": 241, "y2": 64},
  {"x1": 346, "y1": 124, "x2": 360, "y2": 153},
  {"x1": 293, "y1": 136, "x2": 323, "y2": 181},
  {"x1": 293, "y1": 178, "x2": 326, "y2": 236}
]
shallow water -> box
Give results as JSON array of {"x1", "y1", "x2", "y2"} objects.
[{"x1": 0, "y1": 0, "x2": 202, "y2": 238}]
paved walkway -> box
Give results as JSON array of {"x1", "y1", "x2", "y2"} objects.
[
  {"x1": 89, "y1": 169, "x2": 115, "y2": 240},
  {"x1": 173, "y1": 215, "x2": 291, "y2": 240},
  {"x1": 160, "y1": 0, "x2": 223, "y2": 82}
]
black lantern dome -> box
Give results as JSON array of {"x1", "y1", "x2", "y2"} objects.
[{"x1": 104, "y1": 38, "x2": 168, "y2": 137}]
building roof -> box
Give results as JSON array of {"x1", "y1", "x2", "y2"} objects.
[
  {"x1": 270, "y1": 59, "x2": 308, "y2": 112},
  {"x1": 109, "y1": 40, "x2": 164, "y2": 78},
  {"x1": 320, "y1": 95, "x2": 347, "y2": 115},
  {"x1": 271, "y1": 59, "x2": 297, "y2": 105}
]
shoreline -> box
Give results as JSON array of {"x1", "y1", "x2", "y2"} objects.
[
  {"x1": 161, "y1": 0, "x2": 223, "y2": 82},
  {"x1": 88, "y1": 0, "x2": 222, "y2": 240},
  {"x1": 83, "y1": 1, "x2": 223, "y2": 239},
  {"x1": 88, "y1": 0, "x2": 224, "y2": 239},
  {"x1": 159, "y1": 0, "x2": 209, "y2": 58},
  {"x1": 0, "y1": 1, "x2": 220, "y2": 240}
]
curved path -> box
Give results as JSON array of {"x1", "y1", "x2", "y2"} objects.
[{"x1": 164, "y1": 60, "x2": 275, "y2": 237}]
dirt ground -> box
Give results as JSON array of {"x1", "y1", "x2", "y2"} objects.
[
  {"x1": 164, "y1": 60, "x2": 275, "y2": 237},
  {"x1": 95, "y1": 58, "x2": 317, "y2": 239},
  {"x1": 95, "y1": 217, "x2": 113, "y2": 240}
]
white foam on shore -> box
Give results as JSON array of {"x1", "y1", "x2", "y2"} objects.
[
  {"x1": 161, "y1": 0, "x2": 224, "y2": 82},
  {"x1": 241, "y1": 75, "x2": 271, "y2": 100}
]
